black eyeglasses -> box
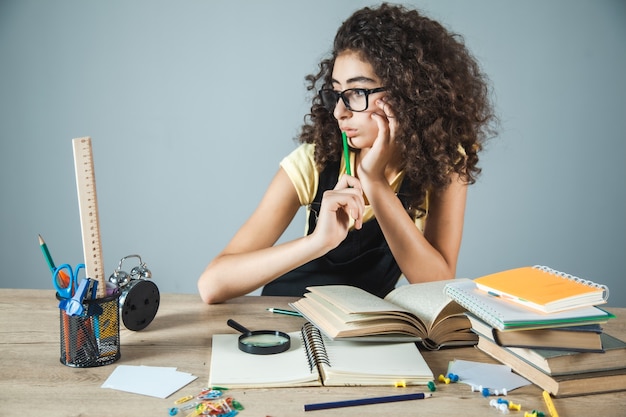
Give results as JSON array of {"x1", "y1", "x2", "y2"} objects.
[{"x1": 319, "y1": 87, "x2": 386, "y2": 113}]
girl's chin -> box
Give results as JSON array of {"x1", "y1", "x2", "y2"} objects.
[{"x1": 347, "y1": 137, "x2": 373, "y2": 149}]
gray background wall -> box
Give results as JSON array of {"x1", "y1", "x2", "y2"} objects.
[{"x1": 1, "y1": 0, "x2": 624, "y2": 306}]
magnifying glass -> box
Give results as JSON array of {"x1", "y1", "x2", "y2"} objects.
[{"x1": 226, "y1": 319, "x2": 291, "y2": 355}]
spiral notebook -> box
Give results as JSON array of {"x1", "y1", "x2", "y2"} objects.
[
  {"x1": 473, "y1": 265, "x2": 609, "y2": 313},
  {"x1": 444, "y1": 279, "x2": 614, "y2": 331},
  {"x1": 208, "y1": 322, "x2": 434, "y2": 388}
]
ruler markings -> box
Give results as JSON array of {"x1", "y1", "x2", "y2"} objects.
[{"x1": 72, "y1": 137, "x2": 106, "y2": 298}]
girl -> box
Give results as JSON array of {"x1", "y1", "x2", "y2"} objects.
[{"x1": 198, "y1": 3, "x2": 496, "y2": 304}]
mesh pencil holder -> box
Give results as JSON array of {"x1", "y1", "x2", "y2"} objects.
[{"x1": 57, "y1": 292, "x2": 121, "y2": 367}]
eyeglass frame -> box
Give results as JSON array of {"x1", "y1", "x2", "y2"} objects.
[{"x1": 319, "y1": 87, "x2": 386, "y2": 113}]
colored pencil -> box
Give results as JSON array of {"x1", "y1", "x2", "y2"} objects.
[
  {"x1": 342, "y1": 131, "x2": 351, "y2": 176},
  {"x1": 304, "y1": 392, "x2": 431, "y2": 411}
]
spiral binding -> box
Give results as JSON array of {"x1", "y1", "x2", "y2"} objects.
[
  {"x1": 300, "y1": 322, "x2": 331, "y2": 373},
  {"x1": 444, "y1": 283, "x2": 505, "y2": 330},
  {"x1": 532, "y1": 265, "x2": 610, "y2": 301}
]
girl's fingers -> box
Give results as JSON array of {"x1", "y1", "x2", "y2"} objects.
[
  {"x1": 335, "y1": 174, "x2": 363, "y2": 191},
  {"x1": 321, "y1": 189, "x2": 364, "y2": 225}
]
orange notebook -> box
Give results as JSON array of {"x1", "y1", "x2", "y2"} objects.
[{"x1": 474, "y1": 266, "x2": 609, "y2": 314}]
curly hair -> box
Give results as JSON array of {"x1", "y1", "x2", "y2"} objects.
[{"x1": 298, "y1": 3, "x2": 497, "y2": 216}]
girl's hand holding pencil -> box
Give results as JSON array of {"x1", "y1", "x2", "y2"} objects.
[{"x1": 310, "y1": 172, "x2": 364, "y2": 250}]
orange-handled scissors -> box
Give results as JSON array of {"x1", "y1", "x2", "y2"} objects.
[{"x1": 52, "y1": 263, "x2": 85, "y2": 298}]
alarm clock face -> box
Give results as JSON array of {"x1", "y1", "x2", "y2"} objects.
[{"x1": 119, "y1": 279, "x2": 160, "y2": 331}]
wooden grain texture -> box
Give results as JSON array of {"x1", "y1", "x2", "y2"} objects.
[{"x1": 1, "y1": 289, "x2": 624, "y2": 416}]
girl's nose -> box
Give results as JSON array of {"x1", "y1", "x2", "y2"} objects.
[{"x1": 333, "y1": 97, "x2": 351, "y2": 119}]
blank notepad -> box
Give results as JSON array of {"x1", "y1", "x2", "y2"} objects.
[{"x1": 209, "y1": 331, "x2": 321, "y2": 388}]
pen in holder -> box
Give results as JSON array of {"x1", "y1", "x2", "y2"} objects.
[
  {"x1": 57, "y1": 285, "x2": 121, "y2": 368},
  {"x1": 109, "y1": 254, "x2": 160, "y2": 331}
]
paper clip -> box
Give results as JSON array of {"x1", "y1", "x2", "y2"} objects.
[
  {"x1": 197, "y1": 389, "x2": 222, "y2": 400},
  {"x1": 180, "y1": 402, "x2": 198, "y2": 411},
  {"x1": 220, "y1": 399, "x2": 232, "y2": 412},
  {"x1": 184, "y1": 407, "x2": 202, "y2": 417},
  {"x1": 174, "y1": 395, "x2": 194, "y2": 405}
]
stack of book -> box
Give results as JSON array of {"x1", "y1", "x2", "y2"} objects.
[{"x1": 444, "y1": 266, "x2": 626, "y2": 397}]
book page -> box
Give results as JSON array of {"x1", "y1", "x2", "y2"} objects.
[
  {"x1": 306, "y1": 285, "x2": 408, "y2": 314},
  {"x1": 208, "y1": 332, "x2": 321, "y2": 388},
  {"x1": 320, "y1": 335, "x2": 434, "y2": 386},
  {"x1": 292, "y1": 296, "x2": 424, "y2": 338},
  {"x1": 385, "y1": 279, "x2": 459, "y2": 330}
]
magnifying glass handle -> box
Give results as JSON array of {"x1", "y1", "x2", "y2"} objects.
[{"x1": 227, "y1": 319, "x2": 251, "y2": 334}]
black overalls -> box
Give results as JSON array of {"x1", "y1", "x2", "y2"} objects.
[{"x1": 262, "y1": 159, "x2": 414, "y2": 298}]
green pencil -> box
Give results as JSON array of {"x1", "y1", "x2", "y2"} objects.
[
  {"x1": 267, "y1": 308, "x2": 302, "y2": 317},
  {"x1": 38, "y1": 234, "x2": 56, "y2": 271},
  {"x1": 39, "y1": 234, "x2": 70, "y2": 287},
  {"x1": 342, "y1": 131, "x2": 351, "y2": 176}
]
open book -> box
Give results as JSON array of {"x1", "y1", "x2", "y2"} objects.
[
  {"x1": 290, "y1": 280, "x2": 477, "y2": 350},
  {"x1": 208, "y1": 322, "x2": 434, "y2": 388}
]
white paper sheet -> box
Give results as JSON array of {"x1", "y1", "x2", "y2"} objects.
[
  {"x1": 101, "y1": 365, "x2": 197, "y2": 399},
  {"x1": 447, "y1": 359, "x2": 530, "y2": 391}
]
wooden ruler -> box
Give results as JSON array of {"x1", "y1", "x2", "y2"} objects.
[{"x1": 72, "y1": 137, "x2": 106, "y2": 298}]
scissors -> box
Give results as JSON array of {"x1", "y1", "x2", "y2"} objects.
[{"x1": 52, "y1": 263, "x2": 85, "y2": 299}]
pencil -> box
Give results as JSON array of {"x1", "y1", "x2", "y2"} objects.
[
  {"x1": 39, "y1": 234, "x2": 70, "y2": 287},
  {"x1": 266, "y1": 308, "x2": 302, "y2": 317},
  {"x1": 304, "y1": 392, "x2": 431, "y2": 411},
  {"x1": 38, "y1": 234, "x2": 56, "y2": 271},
  {"x1": 342, "y1": 131, "x2": 351, "y2": 176}
]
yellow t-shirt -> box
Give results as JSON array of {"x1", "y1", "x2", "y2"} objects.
[{"x1": 279, "y1": 143, "x2": 425, "y2": 232}]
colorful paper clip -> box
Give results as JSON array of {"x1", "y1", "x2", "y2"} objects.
[{"x1": 174, "y1": 395, "x2": 194, "y2": 405}]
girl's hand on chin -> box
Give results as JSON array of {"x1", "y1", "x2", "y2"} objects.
[{"x1": 359, "y1": 99, "x2": 399, "y2": 181}]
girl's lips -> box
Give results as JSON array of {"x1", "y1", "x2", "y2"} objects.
[{"x1": 342, "y1": 128, "x2": 357, "y2": 137}]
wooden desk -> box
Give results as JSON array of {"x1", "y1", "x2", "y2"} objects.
[{"x1": 1, "y1": 289, "x2": 624, "y2": 416}]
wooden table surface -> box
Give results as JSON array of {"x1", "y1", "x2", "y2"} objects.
[{"x1": 0, "y1": 289, "x2": 624, "y2": 416}]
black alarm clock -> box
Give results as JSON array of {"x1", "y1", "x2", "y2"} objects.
[{"x1": 109, "y1": 254, "x2": 159, "y2": 331}]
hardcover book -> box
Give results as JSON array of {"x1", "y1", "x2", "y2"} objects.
[
  {"x1": 476, "y1": 335, "x2": 626, "y2": 397},
  {"x1": 467, "y1": 314, "x2": 604, "y2": 352}
]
